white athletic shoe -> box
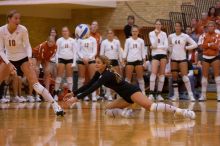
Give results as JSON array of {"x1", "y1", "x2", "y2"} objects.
[
  {"x1": 107, "y1": 95, "x2": 113, "y2": 101},
  {"x1": 12, "y1": 96, "x2": 24, "y2": 103},
  {"x1": 0, "y1": 98, "x2": 9, "y2": 103},
  {"x1": 121, "y1": 108, "x2": 133, "y2": 118},
  {"x1": 84, "y1": 96, "x2": 89, "y2": 101},
  {"x1": 181, "y1": 109, "x2": 196, "y2": 120},
  {"x1": 35, "y1": 95, "x2": 41, "y2": 102},
  {"x1": 218, "y1": 96, "x2": 220, "y2": 102},
  {"x1": 52, "y1": 102, "x2": 65, "y2": 116},
  {"x1": 54, "y1": 95, "x2": 58, "y2": 102},
  {"x1": 189, "y1": 94, "x2": 196, "y2": 102},
  {"x1": 148, "y1": 94, "x2": 155, "y2": 101},
  {"x1": 198, "y1": 95, "x2": 206, "y2": 101},
  {"x1": 20, "y1": 96, "x2": 27, "y2": 102},
  {"x1": 156, "y1": 94, "x2": 164, "y2": 101},
  {"x1": 92, "y1": 96, "x2": 97, "y2": 102},
  {"x1": 171, "y1": 95, "x2": 179, "y2": 102},
  {"x1": 27, "y1": 96, "x2": 35, "y2": 103}
]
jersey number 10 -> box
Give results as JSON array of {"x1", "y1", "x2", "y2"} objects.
[{"x1": 9, "y1": 40, "x2": 16, "y2": 47}]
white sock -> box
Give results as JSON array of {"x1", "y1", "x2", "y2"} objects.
[
  {"x1": 125, "y1": 78, "x2": 131, "y2": 83},
  {"x1": 33, "y1": 82, "x2": 54, "y2": 103},
  {"x1": 92, "y1": 92, "x2": 96, "y2": 97},
  {"x1": 106, "y1": 88, "x2": 111, "y2": 97},
  {"x1": 138, "y1": 78, "x2": 145, "y2": 92},
  {"x1": 150, "y1": 103, "x2": 182, "y2": 115},
  {"x1": 201, "y1": 77, "x2": 208, "y2": 97},
  {"x1": 173, "y1": 81, "x2": 179, "y2": 97},
  {"x1": 157, "y1": 75, "x2": 165, "y2": 92},
  {"x1": 182, "y1": 76, "x2": 193, "y2": 96},
  {"x1": 55, "y1": 77, "x2": 62, "y2": 91},
  {"x1": 215, "y1": 76, "x2": 220, "y2": 99},
  {"x1": 66, "y1": 77, "x2": 73, "y2": 91},
  {"x1": 150, "y1": 73, "x2": 156, "y2": 92}
]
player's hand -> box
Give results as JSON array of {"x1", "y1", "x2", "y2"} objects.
[
  {"x1": 28, "y1": 58, "x2": 34, "y2": 66},
  {"x1": 83, "y1": 58, "x2": 89, "y2": 65},
  {"x1": 8, "y1": 63, "x2": 17, "y2": 75},
  {"x1": 63, "y1": 92, "x2": 74, "y2": 102},
  {"x1": 65, "y1": 97, "x2": 78, "y2": 106}
]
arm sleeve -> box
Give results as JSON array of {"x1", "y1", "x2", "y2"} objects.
[
  {"x1": 73, "y1": 72, "x2": 100, "y2": 95},
  {"x1": 76, "y1": 73, "x2": 110, "y2": 99},
  {"x1": 149, "y1": 32, "x2": 157, "y2": 48},
  {"x1": 118, "y1": 41, "x2": 123, "y2": 62},
  {"x1": 76, "y1": 40, "x2": 84, "y2": 59},
  {"x1": 141, "y1": 40, "x2": 146, "y2": 60},
  {"x1": 168, "y1": 35, "x2": 173, "y2": 53},
  {"x1": 72, "y1": 40, "x2": 77, "y2": 66},
  {"x1": 22, "y1": 29, "x2": 32, "y2": 58},
  {"x1": 55, "y1": 39, "x2": 60, "y2": 63},
  {"x1": 122, "y1": 39, "x2": 129, "y2": 59},
  {"x1": 100, "y1": 41, "x2": 105, "y2": 56},
  {"x1": 185, "y1": 35, "x2": 198, "y2": 50},
  {"x1": 0, "y1": 31, "x2": 9, "y2": 64},
  {"x1": 89, "y1": 39, "x2": 97, "y2": 59}
]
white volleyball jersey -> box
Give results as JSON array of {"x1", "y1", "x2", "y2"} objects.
[
  {"x1": 100, "y1": 39, "x2": 122, "y2": 60},
  {"x1": 149, "y1": 30, "x2": 168, "y2": 56},
  {"x1": 123, "y1": 37, "x2": 146, "y2": 62},
  {"x1": 77, "y1": 36, "x2": 97, "y2": 61},
  {"x1": 168, "y1": 33, "x2": 197, "y2": 60},
  {"x1": 0, "y1": 24, "x2": 32, "y2": 64},
  {"x1": 56, "y1": 37, "x2": 77, "y2": 63}
]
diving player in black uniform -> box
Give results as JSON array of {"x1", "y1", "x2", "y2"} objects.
[{"x1": 64, "y1": 55, "x2": 196, "y2": 119}]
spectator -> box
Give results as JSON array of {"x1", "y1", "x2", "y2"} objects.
[
  {"x1": 90, "y1": 21, "x2": 102, "y2": 56},
  {"x1": 207, "y1": 7, "x2": 218, "y2": 22},
  {"x1": 124, "y1": 15, "x2": 135, "y2": 38},
  {"x1": 197, "y1": 12, "x2": 209, "y2": 31},
  {"x1": 216, "y1": 1, "x2": 220, "y2": 16}
]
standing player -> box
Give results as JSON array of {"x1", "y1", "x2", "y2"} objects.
[
  {"x1": 168, "y1": 22, "x2": 198, "y2": 101},
  {"x1": 198, "y1": 21, "x2": 220, "y2": 101},
  {"x1": 77, "y1": 29, "x2": 98, "y2": 101},
  {"x1": 0, "y1": 10, "x2": 64, "y2": 116},
  {"x1": 123, "y1": 25, "x2": 146, "y2": 95},
  {"x1": 64, "y1": 55, "x2": 196, "y2": 120},
  {"x1": 90, "y1": 21, "x2": 102, "y2": 56},
  {"x1": 149, "y1": 20, "x2": 168, "y2": 101},
  {"x1": 100, "y1": 29, "x2": 122, "y2": 101},
  {"x1": 54, "y1": 26, "x2": 77, "y2": 101}
]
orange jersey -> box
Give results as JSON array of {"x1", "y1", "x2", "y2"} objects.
[
  {"x1": 91, "y1": 32, "x2": 102, "y2": 56},
  {"x1": 201, "y1": 32, "x2": 220, "y2": 56},
  {"x1": 32, "y1": 41, "x2": 57, "y2": 61}
]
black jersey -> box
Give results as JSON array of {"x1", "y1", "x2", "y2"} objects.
[{"x1": 73, "y1": 69, "x2": 141, "y2": 103}]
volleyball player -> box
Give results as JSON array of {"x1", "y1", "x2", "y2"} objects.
[
  {"x1": 198, "y1": 21, "x2": 220, "y2": 101},
  {"x1": 149, "y1": 20, "x2": 168, "y2": 101},
  {"x1": 0, "y1": 10, "x2": 65, "y2": 116},
  {"x1": 64, "y1": 55, "x2": 196, "y2": 120},
  {"x1": 123, "y1": 25, "x2": 146, "y2": 95},
  {"x1": 54, "y1": 26, "x2": 77, "y2": 101},
  {"x1": 168, "y1": 22, "x2": 198, "y2": 101},
  {"x1": 76, "y1": 30, "x2": 98, "y2": 101},
  {"x1": 100, "y1": 29, "x2": 122, "y2": 101}
]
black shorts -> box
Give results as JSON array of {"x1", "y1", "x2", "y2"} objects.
[
  {"x1": 152, "y1": 54, "x2": 167, "y2": 61},
  {"x1": 10, "y1": 57, "x2": 29, "y2": 76},
  {"x1": 202, "y1": 56, "x2": 219, "y2": 64},
  {"x1": 76, "y1": 60, "x2": 95, "y2": 65},
  {"x1": 126, "y1": 60, "x2": 143, "y2": 66},
  {"x1": 118, "y1": 84, "x2": 142, "y2": 104},
  {"x1": 58, "y1": 58, "x2": 73, "y2": 65},
  {"x1": 110, "y1": 59, "x2": 119, "y2": 66},
  {"x1": 171, "y1": 59, "x2": 188, "y2": 63}
]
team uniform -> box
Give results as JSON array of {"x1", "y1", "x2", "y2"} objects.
[
  {"x1": 76, "y1": 36, "x2": 97, "y2": 101},
  {"x1": 100, "y1": 39, "x2": 122, "y2": 66},
  {"x1": 0, "y1": 24, "x2": 64, "y2": 115},
  {"x1": 149, "y1": 30, "x2": 168, "y2": 100},
  {"x1": 123, "y1": 37, "x2": 146, "y2": 93},
  {"x1": 54, "y1": 37, "x2": 77, "y2": 97},
  {"x1": 72, "y1": 69, "x2": 195, "y2": 120},
  {"x1": 168, "y1": 33, "x2": 198, "y2": 101},
  {"x1": 90, "y1": 32, "x2": 102, "y2": 56},
  {"x1": 198, "y1": 32, "x2": 220, "y2": 101}
]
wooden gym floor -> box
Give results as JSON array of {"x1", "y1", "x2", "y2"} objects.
[{"x1": 0, "y1": 100, "x2": 220, "y2": 146}]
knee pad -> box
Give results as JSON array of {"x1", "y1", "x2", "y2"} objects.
[
  {"x1": 172, "y1": 80, "x2": 178, "y2": 87},
  {"x1": 150, "y1": 73, "x2": 157, "y2": 82},
  {"x1": 201, "y1": 77, "x2": 208, "y2": 84},
  {"x1": 67, "y1": 77, "x2": 73, "y2": 84},
  {"x1": 215, "y1": 76, "x2": 220, "y2": 84},
  {"x1": 33, "y1": 82, "x2": 44, "y2": 94},
  {"x1": 158, "y1": 75, "x2": 165, "y2": 82},
  {"x1": 55, "y1": 77, "x2": 62, "y2": 84},
  {"x1": 182, "y1": 75, "x2": 190, "y2": 83}
]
